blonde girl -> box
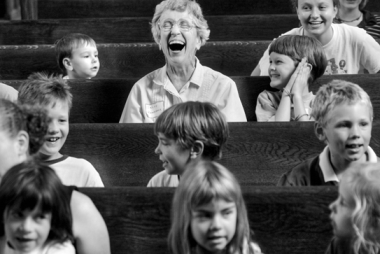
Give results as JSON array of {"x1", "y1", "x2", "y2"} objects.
[
  {"x1": 327, "y1": 162, "x2": 380, "y2": 254},
  {"x1": 168, "y1": 160, "x2": 261, "y2": 254}
]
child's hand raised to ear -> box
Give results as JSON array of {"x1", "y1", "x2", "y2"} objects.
[{"x1": 289, "y1": 58, "x2": 311, "y2": 99}]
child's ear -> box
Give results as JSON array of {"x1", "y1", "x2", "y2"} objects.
[
  {"x1": 190, "y1": 141, "x2": 204, "y2": 159},
  {"x1": 16, "y1": 130, "x2": 29, "y2": 156},
  {"x1": 314, "y1": 122, "x2": 326, "y2": 142},
  {"x1": 63, "y1": 57, "x2": 73, "y2": 71}
]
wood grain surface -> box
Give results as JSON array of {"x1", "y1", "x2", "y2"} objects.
[
  {"x1": 0, "y1": 41, "x2": 271, "y2": 79},
  {"x1": 80, "y1": 186, "x2": 337, "y2": 254},
  {"x1": 23, "y1": 120, "x2": 378, "y2": 187},
  {"x1": 37, "y1": 0, "x2": 380, "y2": 18},
  {"x1": 5, "y1": 74, "x2": 380, "y2": 122},
  {"x1": 0, "y1": 15, "x2": 300, "y2": 45}
]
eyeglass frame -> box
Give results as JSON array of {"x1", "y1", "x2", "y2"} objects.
[{"x1": 158, "y1": 19, "x2": 196, "y2": 32}]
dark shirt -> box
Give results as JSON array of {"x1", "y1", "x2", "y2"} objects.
[{"x1": 277, "y1": 155, "x2": 338, "y2": 186}]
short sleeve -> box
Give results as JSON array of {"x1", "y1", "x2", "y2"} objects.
[
  {"x1": 357, "y1": 31, "x2": 380, "y2": 73},
  {"x1": 119, "y1": 81, "x2": 144, "y2": 123},
  {"x1": 217, "y1": 79, "x2": 247, "y2": 122},
  {"x1": 255, "y1": 91, "x2": 278, "y2": 122},
  {"x1": 82, "y1": 160, "x2": 104, "y2": 187}
]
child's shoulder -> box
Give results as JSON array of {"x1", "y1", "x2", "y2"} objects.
[{"x1": 44, "y1": 240, "x2": 75, "y2": 254}]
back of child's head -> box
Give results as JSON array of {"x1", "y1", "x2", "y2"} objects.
[
  {"x1": 18, "y1": 72, "x2": 72, "y2": 111},
  {"x1": 0, "y1": 99, "x2": 48, "y2": 155},
  {"x1": 269, "y1": 35, "x2": 327, "y2": 84},
  {"x1": 0, "y1": 159, "x2": 73, "y2": 243},
  {"x1": 154, "y1": 101, "x2": 229, "y2": 160},
  {"x1": 55, "y1": 33, "x2": 96, "y2": 73},
  {"x1": 311, "y1": 80, "x2": 373, "y2": 127},
  {"x1": 168, "y1": 160, "x2": 253, "y2": 254},
  {"x1": 340, "y1": 162, "x2": 380, "y2": 254}
]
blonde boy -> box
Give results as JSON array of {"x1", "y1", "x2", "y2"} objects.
[
  {"x1": 55, "y1": 33, "x2": 100, "y2": 79},
  {"x1": 278, "y1": 80, "x2": 378, "y2": 186},
  {"x1": 147, "y1": 101, "x2": 229, "y2": 187},
  {"x1": 18, "y1": 72, "x2": 104, "y2": 187}
]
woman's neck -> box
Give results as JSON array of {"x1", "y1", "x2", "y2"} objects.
[
  {"x1": 166, "y1": 58, "x2": 196, "y2": 92},
  {"x1": 304, "y1": 26, "x2": 334, "y2": 46}
]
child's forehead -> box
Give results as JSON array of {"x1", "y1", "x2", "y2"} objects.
[
  {"x1": 193, "y1": 198, "x2": 236, "y2": 211},
  {"x1": 297, "y1": 0, "x2": 334, "y2": 5},
  {"x1": 45, "y1": 99, "x2": 70, "y2": 114},
  {"x1": 324, "y1": 101, "x2": 371, "y2": 123}
]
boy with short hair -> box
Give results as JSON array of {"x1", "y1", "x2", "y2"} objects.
[
  {"x1": 18, "y1": 72, "x2": 104, "y2": 187},
  {"x1": 147, "y1": 101, "x2": 229, "y2": 187},
  {"x1": 277, "y1": 80, "x2": 378, "y2": 186},
  {"x1": 55, "y1": 33, "x2": 100, "y2": 79}
]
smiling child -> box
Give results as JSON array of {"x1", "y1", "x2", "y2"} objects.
[
  {"x1": 256, "y1": 35, "x2": 327, "y2": 121},
  {"x1": 17, "y1": 72, "x2": 104, "y2": 187},
  {"x1": 147, "y1": 101, "x2": 229, "y2": 187},
  {"x1": 252, "y1": 0, "x2": 380, "y2": 76}
]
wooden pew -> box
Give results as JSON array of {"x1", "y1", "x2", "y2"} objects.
[
  {"x1": 80, "y1": 186, "x2": 336, "y2": 254},
  {"x1": 5, "y1": 74, "x2": 380, "y2": 123},
  {"x1": 0, "y1": 15, "x2": 300, "y2": 45},
  {"x1": 37, "y1": 0, "x2": 380, "y2": 18},
  {"x1": 55, "y1": 121, "x2": 380, "y2": 187},
  {"x1": 0, "y1": 41, "x2": 271, "y2": 79},
  {"x1": 2, "y1": 39, "x2": 380, "y2": 79}
]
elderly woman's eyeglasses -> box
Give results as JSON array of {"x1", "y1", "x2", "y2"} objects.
[{"x1": 159, "y1": 20, "x2": 195, "y2": 32}]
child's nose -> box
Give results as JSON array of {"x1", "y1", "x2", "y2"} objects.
[
  {"x1": 329, "y1": 200, "x2": 337, "y2": 213},
  {"x1": 20, "y1": 218, "x2": 33, "y2": 232},
  {"x1": 349, "y1": 125, "x2": 360, "y2": 138},
  {"x1": 48, "y1": 120, "x2": 59, "y2": 134},
  {"x1": 154, "y1": 144, "x2": 161, "y2": 155},
  {"x1": 210, "y1": 215, "x2": 222, "y2": 230}
]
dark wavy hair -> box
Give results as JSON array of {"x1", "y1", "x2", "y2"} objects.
[{"x1": 0, "y1": 160, "x2": 74, "y2": 243}]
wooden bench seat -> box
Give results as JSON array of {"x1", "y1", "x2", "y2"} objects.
[
  {"x1": 5, "y1": 74, "x2": 380, "y2": 123},
  {"x1": 2, "y1": 40, "x2": 380, "y2": 79},
  {"x1": 44, "y1": 121, "x2": 380, "y2": 187},
  {"x1": 80, "y1": 186, "x2": 336, "y2": 254},
  {"x1": 0, "y1": 41, "x2": 271, "y2": 79},
  {"x1": 0, "y1": 15, "x2": 300, "y2": 45},
  {"x1": 36, "y1": 0, "x2": 380, "y2": 18}
]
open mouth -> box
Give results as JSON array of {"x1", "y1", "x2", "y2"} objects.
[
  {"x1": 46, "y1": 137, "x2": 60, "y2": 142},
  {"x1": 346, "y1": 144, "x2": 362, "y2": 149},
  {"x1": 168, "y1": 41, "x2": 185, "y2": 51}
]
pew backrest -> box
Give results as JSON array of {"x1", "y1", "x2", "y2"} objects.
[
  {"x1": 79, "y1": 186, "x2": 337, "y2": 254},
  {"x1": 6, "y1": 74, "x2": 380, "y2": 122}
]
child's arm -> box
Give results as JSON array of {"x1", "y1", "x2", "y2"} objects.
[{"x1": 71, "y1": 191, "x2": 111, "y2": 254}]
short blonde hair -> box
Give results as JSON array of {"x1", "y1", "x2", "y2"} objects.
[
  {"x1": 341, "y1": 163, "x2": 380, "y2": 254},
  {"x1": 151, "y1": 0, "x2": 210, "y2": 47},
  {"x1": 311, "y1": 80, "x2": 373, "y2": 127},
  {"x1": 168, "y1": 160, "x2": 256, "y2": 254}
]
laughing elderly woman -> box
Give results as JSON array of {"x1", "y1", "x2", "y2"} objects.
[{"x1": 119, "y1": 0, "x2": 246, "y2": 123}]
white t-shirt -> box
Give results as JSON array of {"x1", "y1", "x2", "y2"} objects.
[
  {"x1": 2, "y1": 240, "x2": 75, "y2": 254},
  {"x1": 46, "y1": 155, "x2": 104, "y2": 187},
  {"x1": 0, "y1": 83, "x2": 18, "y2": 101},
  {"x1": 258, "y1": 23, "x2": 380, "y2": 75},
  {"x1": 147, "y1": 170, "x2": 179, "y2": 187}
]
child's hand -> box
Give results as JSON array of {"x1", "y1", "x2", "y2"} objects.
[{"x1": 290, "y1": 58, "x2": 311, "y2": 98}]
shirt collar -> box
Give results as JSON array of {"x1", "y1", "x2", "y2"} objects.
[
  {"x1": 319, "y1": 146, "x2": 378, "y2": 183},
  {"x1": 153, "y1": 57, "x2": 203, "y2": 88}
]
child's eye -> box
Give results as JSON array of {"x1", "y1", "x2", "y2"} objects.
[
  {"x1": 59, "y1": 119, "x2": 67, "y2": 123},
  {"x1": 360, "y1": 121, "x2": 369, "y2": 127},
  {"x1": 319, "y1": 6, "x2": 327, "y2": 10},
  {"x1": 302, "y1": 6, "x2": 310, "y2": 10},
  {"x1": 276, "y1": 60, "x2": 282, "y2": 64}
]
